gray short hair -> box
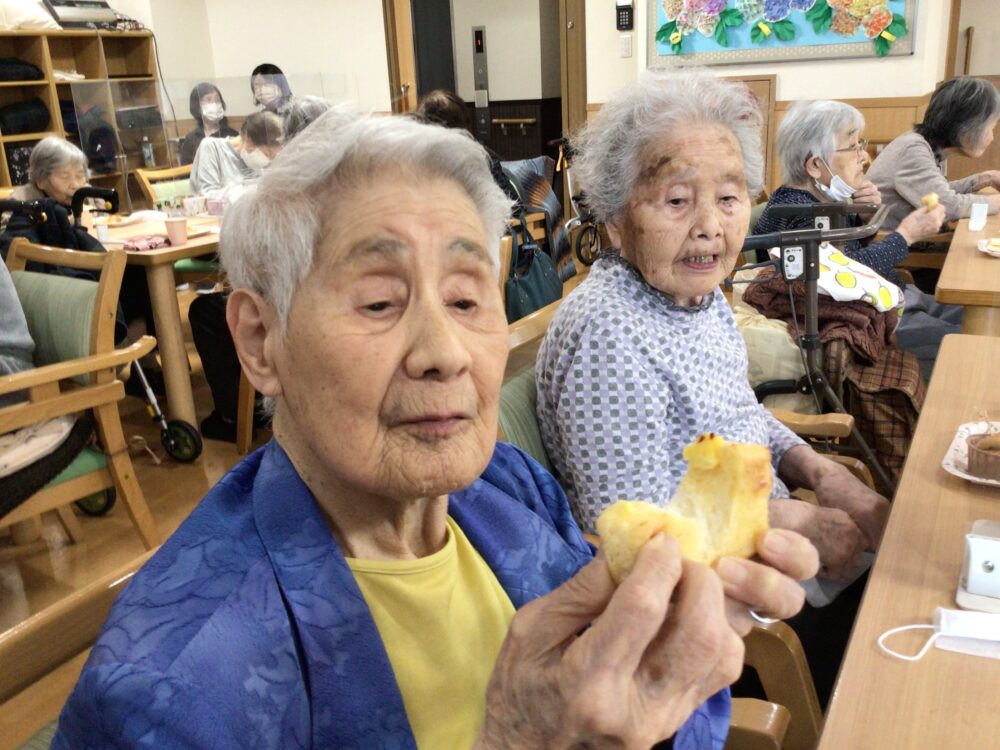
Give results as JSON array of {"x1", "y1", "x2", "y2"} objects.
[
  {"x1": 28, "y1": 136, "x2": 88, "y2": 186},
  {"x1": 282, "y1": 95, "x2": 333, "y2": 141},
  {"x1": 777, "y1": 100, "x2": 864, "y2": 185},
  {"x1": 220, "y1": 108, "x2": 512, "y2": 325},
  {"x1": 572, "y1": 69, "x2": 764, "y2": 224}
]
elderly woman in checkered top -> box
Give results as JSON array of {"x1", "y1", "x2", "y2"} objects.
[
  {"x1": 536, "y1": 68, "x2": 894, "y2": 703},
  {"x1": 537, "y1": 70, "x2": 890, "y2": 593}
]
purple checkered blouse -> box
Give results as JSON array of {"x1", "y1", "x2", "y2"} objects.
[{"x1": 536, "y1": 253, "x2": 804, "y2": 532}]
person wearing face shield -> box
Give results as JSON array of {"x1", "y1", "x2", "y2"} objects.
[
  {"x1": 189, "y1": 110, "x2": 283, "y2": 199},
  {"x1": 251, "y1": 62, "x2": 293, "y2": 115},
  {"x1": 179, "y1": 83, "x2": 238, "y2": 165}
]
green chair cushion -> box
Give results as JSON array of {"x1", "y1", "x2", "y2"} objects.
[
  {"x1": 498, "y1": 366, "x2": 553, "y2": 474},
  {"x1": 173, "y1": 257, "x2": 219, "y2": 273},
  {"x1": 17, "y1": 717, "x2": 56, "y2": 749},
  {"x1": 46, "y1": 445, "x2": 107, "y2": 489},
  {"x1": 152, "y1": 178, "x2": 190, "y2": 203},
  {"x1": 11, "y1": 271, "x2": 97, "y2": 385}
]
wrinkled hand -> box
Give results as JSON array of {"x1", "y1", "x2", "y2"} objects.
[
  {"x1": 811, "y1": 463, "x2": 890, "y2": 550},
  {"x1": 769, "y1": 498, "x2": 866, "y2": 582},
  {"x1": 897, "y1": 204, "x2": 946, "y2": 245},
  {"x1": 476, "y1": 536, "x2": 744, "y2": 750},
  {"x1": 716, "y1": 528, "x2": 819, "y2": 635},
  {"x1": 851, "y1": 180, "x2": 881, "y2": 206}
]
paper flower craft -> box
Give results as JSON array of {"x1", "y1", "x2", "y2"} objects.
[
  {"x1": 808, "y1": 0, "x2": 908, "y2": 56},
  {"x1": 739, "y1": 0, "x2": 817, "y2": 44},
  {"x1": 659, "y1": 0, "x2": 744, "y2": 52}
]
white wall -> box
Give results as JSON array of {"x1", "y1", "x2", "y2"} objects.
[
  {"x1": 139, "y1": 0, "x2": 391, "y2": 112},
  {"x1": 957, "y1": 0, "x2": 1000, "y2": 77},
  {"x1": 148, "y1": 0, "x2": 214, "y2": 86},
  {"x1": 587, "y1": 0, "x2": 954, "y2": 103},
  {"x1": 452, "y1": 0, "x2": 544, "y2": 101}
]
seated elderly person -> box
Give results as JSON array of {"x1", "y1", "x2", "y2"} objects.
[
  {"x1": 189, "y1": 110, "x2": 283, "y2": 199},
  {"x1": 282, "y1": 94, "x2": 332, "y2": 140},
  {"x1": 52, "y1": 110, "x2": 816, "y2": 749},
  {"x1": 0, "y1": 137, "x2": 157, "y2": 389},
  {"x1": 535, "y1": 70, "x2": 887, "y2": 704},
  {"x1": 867, "y1": 76, "x2": 1000, "y2": 228},
  {"x1": 756, "y1": 100, "x2": 956, "y2": 376}
]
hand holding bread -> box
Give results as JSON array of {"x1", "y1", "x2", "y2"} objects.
[{"x1": 595, "y1": 434, "x2": 818, "y2": 634}]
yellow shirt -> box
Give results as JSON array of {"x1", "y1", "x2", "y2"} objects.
[{"x1": 347, "y1": 517, "x2": 515, "y2": 749}]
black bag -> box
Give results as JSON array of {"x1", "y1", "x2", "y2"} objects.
[
  {"x1": 0, "y1": 58, "x2": 43, "y2": 82},
  {"x1": 504, "y1": 212, "x2": 562, "y2": 323},
  {"x1": 0, "y1": 97, "x2": 50, "y2": 136}
]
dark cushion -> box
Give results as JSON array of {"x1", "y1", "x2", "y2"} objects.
[
  {"x1": 0, "y1": 98, "x2": 50, "y2": 136},
  {"x1": 0, "y1": 58, "x2": 43, "y2": 82}
]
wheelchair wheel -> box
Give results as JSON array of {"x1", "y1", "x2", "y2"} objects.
[
  {"x1": 75, "y1": 488, "x2": 116, "y2": 516},
  {"x1": 162, "y1": 420, "x2": 203, "y2": 463},
  {"x1": 574, "y1": 223, "x2": 600, "y2": 266}
]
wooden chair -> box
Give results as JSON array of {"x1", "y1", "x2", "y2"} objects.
[
  {"x1": 0, "y1": 239, "x2": 160, "y2": 553},
  {"x1": 235, "y1": 368, "x2": 256, "y2": 455},
  {"x1": 0, "y1": 550, "x2": 155, "y2": 746},
  {"x1": 134, "y1": 165, "x2": 220, "y2": 285},
  {"x1": 134, "y1": 164, "x2": 192, "y2": 209}
]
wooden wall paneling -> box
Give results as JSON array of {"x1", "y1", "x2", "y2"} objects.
[{"x1": 724, "y1": 75, "x2": 776, "y2": 197}]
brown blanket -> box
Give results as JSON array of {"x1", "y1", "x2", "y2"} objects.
[
  {"x1": 741, "y1": 267, "x2": 896, "y2": 365},
  {"x1": 742, "y1": 267, "x2": 925, "y2": 489}
]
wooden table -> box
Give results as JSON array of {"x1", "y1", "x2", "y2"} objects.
[
  {"x1": 107, "y1": 216, "x2": 220, "y2": 429},
  {"x1": 936, "y1": 211, "x2": 1000, "y2": 336},
  {"x1": 818, "y1": 334, "x2": 1000, "y2": 749}
]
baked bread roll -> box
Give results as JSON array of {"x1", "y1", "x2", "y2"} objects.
[
  {"x1": 596, "y1": 434, "x2": 771, "y2": 583},
  {"x1": 921, "y1": 193, "x2": 939, "y2": 210}
]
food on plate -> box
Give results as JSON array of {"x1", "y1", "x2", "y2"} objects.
[
  {"x1": 921, "y1": 192, "x2": 939, "y2": 210},
  {"x1": 966, "y1": 433, "x2": 1000, "y2": 482},
  {"x1": 988, "y1": 238, "x2": 1000, "y2": 251},
  {"x1": 596, "y1": 434, "x2": 771, "y2": 583}
]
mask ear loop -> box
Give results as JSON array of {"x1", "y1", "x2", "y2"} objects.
[{"x1": 877, "y1": 624, "x2": 939, "y2": 661}]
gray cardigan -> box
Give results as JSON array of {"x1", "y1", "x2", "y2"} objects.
[{"x1": 865, "y1": 130, "x2": 996, "y2": 229}]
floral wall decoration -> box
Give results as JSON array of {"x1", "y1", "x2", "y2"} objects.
[{"x1": 649, "y1": 0, "x2": 916, "y2": 66}]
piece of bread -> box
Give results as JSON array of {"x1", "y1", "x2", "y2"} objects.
[
  {"x1": 596, "y1": 434, "x2": 772, "y2": 583},
  {"x1": 921, "y1": 193, "x2": 939, "y2": 210},
  {"x1": 968, "y1": 434, "x2": 1000, "y2": 481}
]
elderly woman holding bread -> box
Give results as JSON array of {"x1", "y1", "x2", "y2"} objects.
[
  {"x1": 535, "y1": 70, "x2": 887, "y2": 699},
  {"x1": 53, "y1": 109, "x2": 817, "y2": 750}
]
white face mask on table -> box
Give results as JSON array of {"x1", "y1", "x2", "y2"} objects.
[{"x1": 878, "y1": 607, "x2": 1000, "y2": 662}]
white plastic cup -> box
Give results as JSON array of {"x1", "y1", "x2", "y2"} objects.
[
  {"x1": 95, "y1": 223, "x2": 109, "y2": 243},
  {"x1": 164, "y1": 217, "x2": 188, "y2": 245}
]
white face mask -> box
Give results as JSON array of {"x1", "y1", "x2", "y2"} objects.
[
  {"x1": 242, "y1": 148, "x2": 271, "y2": 171},
  {"x1": 201, "y1": 102, "x2": 224, "y2": 123},
  {"x1": 814, "y1": 157, "x2": 855, "y2": 202},
  {"x1": 257, "y1": 85, "x2": 280, "y2": 106},
  {"x1": 878, "y1": 607, "x2": 1000, "y2": 662}
]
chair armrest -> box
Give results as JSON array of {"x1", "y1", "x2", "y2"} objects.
[
  {"x1": 826, "y1": 454, "x2": 877, "y2": 490},
  {"x1": 0, "y1": 337, "x2": 156, "y2": 397},
  {"x1": 726, "y1": 698, "x2": 790, "y2": 750},
  {"x1": 768, "y1": 408, "x2": 853, "y2": 438}
]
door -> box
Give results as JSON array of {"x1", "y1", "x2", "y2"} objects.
[
  {"x1": 382, "y1": 0, "x2": 417, "y2": 113},
  {"x1": 412, "y1": 0, "x2": 456, "y2": 95}
]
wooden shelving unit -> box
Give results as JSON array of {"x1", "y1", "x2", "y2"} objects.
[{"x1": 0, "y1": 30, "x2": 165, "y2": 210}]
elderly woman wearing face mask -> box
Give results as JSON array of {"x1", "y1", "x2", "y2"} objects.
[
  {"x1": 189, "y1": 110, "x2": 283, "y2": 199},
  {"x1": 756, "y1": 100, "x2": 960, "y2": 377},
  {"x1": 536, "y1": 71, "x2": 889, "y2": 702},
  {"x1": 179, "y1": 82, "x2": 238, "y2": 165},
  {"x1": 52, "y1": 110, "x2": 818, "y2": 750},
  {"x1": 756, "y1": 100, "x2": 946, "y2": 283},
  {"x1": 866, "y1": 76, "x2": 1000, "y2": 227}
]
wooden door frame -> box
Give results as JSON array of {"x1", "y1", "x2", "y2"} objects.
[
  {"x1": 943, "y1": 0, "x2": 963, "y2": 81},
  {"x1": 560, "y1": 0, "x2": 587, "y2": 141},
  {"x1": 382, "y1": 0, "x2": 415, "y2": 113}
]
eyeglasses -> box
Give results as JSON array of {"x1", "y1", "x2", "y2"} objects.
[{"x1": 834, "y1": 139, "x2": 869, "y2": 154}]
